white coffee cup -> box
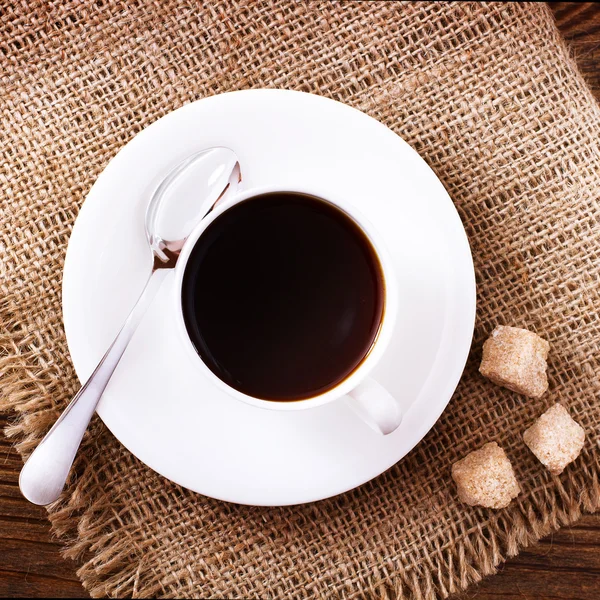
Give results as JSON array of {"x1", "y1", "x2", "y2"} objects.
[{"x1": 173, "y1": 185, "x2": 403, "y2": 435}]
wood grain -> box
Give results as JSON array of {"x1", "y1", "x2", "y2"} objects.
[
  {"x1": 552, "y1": 2, "x2": 600, "y2": 98},
  {"x1": 1, "y1": 3, "x2": 600, "y2": 598},
  {"x1": 0, "y1": 413, "x2": 86, "y2": 598}
]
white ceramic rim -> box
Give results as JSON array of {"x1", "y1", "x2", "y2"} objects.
[{"x1": 172, "y1": 185, "x2": 399, "y2": 411}]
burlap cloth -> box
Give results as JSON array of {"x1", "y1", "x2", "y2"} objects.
[{"x1": 2, "y1": 1, "x2": 600, "y2": 598}]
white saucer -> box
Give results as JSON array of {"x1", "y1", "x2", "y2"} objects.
[{"x1": 62, "y1": 89, "x2": 475, "y2": 506}]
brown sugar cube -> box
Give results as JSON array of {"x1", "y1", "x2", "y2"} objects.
[
  {"x1": 451, "y1": 442, "x2": 520, "y2": 509},
  {"x1": 479, "y1": 326, "x2": 549, "y2": 398},
  {"x1": 523, "y1": 404, "x2": 585, "y2": 475}
]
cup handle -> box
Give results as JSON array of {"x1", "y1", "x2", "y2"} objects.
[{"x1": 345, "y1": 377, "x2": 403, "y2": 435}]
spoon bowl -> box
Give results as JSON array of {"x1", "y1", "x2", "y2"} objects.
[{"x1": 147, "y1": 147, "x2": 241, "y2": 262}]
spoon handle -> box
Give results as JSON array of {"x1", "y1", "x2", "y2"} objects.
[{"x1": 19, "y1": 268, "x2": 168, "y2": 506}]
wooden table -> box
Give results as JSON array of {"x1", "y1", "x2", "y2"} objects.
[{"x1": 2, "y1": 3, "x2": 600, "y2": 598}]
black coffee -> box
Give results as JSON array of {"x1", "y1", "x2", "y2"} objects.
[{"x1": 182, "y1": 192, "x2": 384, "y2": 401}]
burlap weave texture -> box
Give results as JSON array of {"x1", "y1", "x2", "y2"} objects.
[{"x1": 1, "y1": 1, "x2": 600, "y2": 598}]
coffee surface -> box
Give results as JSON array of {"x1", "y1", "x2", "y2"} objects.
[{"x1": 182, "y1": 192, "x2": 384, "y2": 400}]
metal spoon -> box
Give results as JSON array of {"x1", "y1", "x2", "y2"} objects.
[{"x1": 19, "y1": 147, "x2": 242, "y2": 506}]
